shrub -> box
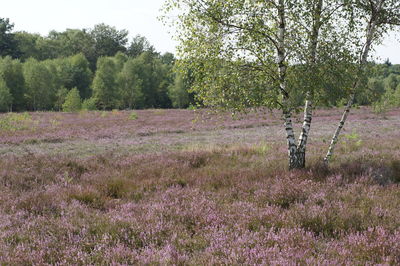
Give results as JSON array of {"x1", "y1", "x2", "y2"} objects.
[
  {"x1": 69, "y1": 188, "x2": 106, "y2": 210},
  {"x1": 82, "y1": 97, "x2": 98, "y2": 110},
  {"x1": 102, "y1": 178, "x2": 131, "y2": 199},
  {"x1": 17, "y1": 191, "x2": 62, "y2": 216},
  {"x1": 373, "y1": 86, "x2": 400, "y2": 114},
  {"x1": 0, "y1": 112, "x2": 36, "y2": 131},
  {"x1": 340, "y1": 131, "x2": 363, "y2": 153},
  {"x1": 62, "y1": 88, "x2": 82, "y2": 112},
  {"x1": 129, "y1": 111, "x2": 138, "y2": 120}
]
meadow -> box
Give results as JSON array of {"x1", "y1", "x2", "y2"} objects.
[{"x1": 0, "y1": 107, "x2": 399, "y2": 264}]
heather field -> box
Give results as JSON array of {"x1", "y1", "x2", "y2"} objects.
[{"x1": 1, "y1": 107, "x2": 400, "y2": 264}]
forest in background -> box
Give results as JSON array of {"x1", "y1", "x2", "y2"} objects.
[{"x1": 0, "y1": 17, "x2": 398, "y2": 112}]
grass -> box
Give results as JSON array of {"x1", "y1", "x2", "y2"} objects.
[
  {"x1": 0, "y1": 107, "x2": 399, "y2": 264},
  {"x1": 0, "y1": 112, "x2": 38, "y2": 132}
]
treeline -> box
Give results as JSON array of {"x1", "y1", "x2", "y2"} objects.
[
  {"x1": 313, "y1": 61, "x2": 400, "y2": 109},
  {"x1": 365, "y1": 62, "x2": 400, "y2": 112},
  {"x1": 0, "y1": 18, "x2": 193, "y2": 112},
  {"x1": 0, "y1": 17, "x2": 399, "y2": 112}
]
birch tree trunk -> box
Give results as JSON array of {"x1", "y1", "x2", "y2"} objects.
[
  {"x1": 324, "y1": 1, "x2": 382, "y2": 163},
  {"x1": 324, "y1": 93, "x2": 355, "y2": 162},
  {"x1": 297, "y1": 97, "x2": 313, "y2": 168},
  {"x1": 276, "y1": 0, "x2": 303, "y2": 170},
  {"x1": 296, "y1": 0, "x2": 323, "y2": 168}
]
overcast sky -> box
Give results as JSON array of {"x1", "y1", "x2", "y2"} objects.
[{"x1": 2, "y1": 0, "x2": 399, "y2": 63}]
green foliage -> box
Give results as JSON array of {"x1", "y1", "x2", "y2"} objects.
[
  {"x1": 90, "y1": 23, "x2": 128, "y2": 58},
  {"x1": 62, "y1": 88, "x2": 82, "y2": 112},
  {"x1": 103, "y1": 178, "x2": 129, "y2": 199},
  {"x1": 92, "y1": 57, "x2": 120, "y2": 110},
  {"x1": 129, "y1": 111, "x2": 138, "y2": 120},
  {"x1": 0, "y1": 56, "x2": 25, "y2": 111},
  {"x1": 48, "y1": 29, "x2": 97, "y2": 68},
  {"x1": 40, "y1": 55, "x2": 92, "y2": 102},
  {"x1": 340, "y1": 131, "x2": 363, "y2": 153},
  {"x1": 371, "y1": 64, "x2": 400, "y2": 114},
  {"x1": 113, "y1": 51, "x2": 128, "y2": 72},
  {"x1": 0, "y1": 112, "x2": 36, "y2": 131},
  {"x1": 23, "y1": 58, "x2": 55, "y2": 111},
  {"x1": 163, "y1": 0, "x2": 359, "y2": 112},
  {"x1": 14, "y1": 32, "x2": 41, "y2": 61},
  {"x1": 69, "y1": 53, "x2": 93, "y2": 99},
  {"x1": 0, "y1": 18, "x2": 20, "y2": 58},
  {"x1": 69, "y1": 189, "x2": 106, "y2": 210},
  {"x1": 0, "y1": 20, "x2": 180, "y2": 112},
  {"x1": 373, "y1": 86, "x2": 400, "y2": 114},
  {"x1": 3, "y1": 13, "x2": 399, "y2": 114},
  {"x1": 132, "y1": 52, "x2": 172, "y2": 108},
  {"x1": 55, "y1": 87, "x2": 68, "y2": 111},
  {"x1": 82, "y1": 97, "x2": 98, "y2": 111},
  {"x1": 168, "y1": 71, "x2": 191, "y2": 108},
  {"x1": 251, "y1": 142, "x2": 272, "y2": 156},
  {"x1": 0, "y1": 78, "x2": 12, "y2": 112},
  {"x1": 384, "y1": 73, "x2": 400, "y2": 90},
  {"x1": 127, "y1": 35, "x2": 154, "y2": 57},
  {"x1": 13, "y1": 23, "x2": 128, "y2": 70},
  {"x1": 360, "y1": 78, "x2": 385, "y2": 105},
  {"x1": 118, "y1": 58, "x2": 144, "y2": 109}
]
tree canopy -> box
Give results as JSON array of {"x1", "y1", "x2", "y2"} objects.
[
  {"x1": 163, "y1": 0, "x2": 400, "y2": 169},
  {"x1": 0, "y1": 18, "x2": 19, "y2": 58}
]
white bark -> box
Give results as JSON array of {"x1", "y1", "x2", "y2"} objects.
[
  {"x1": 276, "y1": 0, "x2": 301, "y2": 169},
  {"x1": 296, "y1": 0, "x2": 323, "y2": 167},
  {"x1": 324, "y1": 1, "x2": 382, "y2": 163},
  {"x1": 298, "y1": 97, "x2": 313, "y2": 150},
  {"x1": 324, "y1": 93, "x2": 355, "y2": 162}
]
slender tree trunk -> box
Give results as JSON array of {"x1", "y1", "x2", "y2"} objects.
[
  {"x1": 324, "y1": 3, "x2": 381, "y2": 163},
  {"x1": 297, "y1": 96, "x2": 313, "y2": 168},
  {"x1": 295, "y1": 0, "x2": 322, "y2": 168},
  {"x1": 284, "y1": 108, "x2": 302, "y2": 170},
  {"x1": 276, "y1": 0, "x2": 326, "y2": 170},
  {"x1": 324, "y1": 93, "x2": 355, "y2": 162},
  {"x1": 276, "y1": 0, "x2": 303, "y2": 170}
]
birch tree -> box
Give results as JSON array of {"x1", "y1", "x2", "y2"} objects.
[
  {"x1": 118, "y1": 58, "x2": 145, "y2": 109},
  {"x1": 23, "y1": 58, "x2": 55, "y2": 111},
  {"x1": 324, "y1": 0, "x2": 400, "y2": 163},
  {"x1": 163, "y1": 0, "x2": 357, "y2": 169},
  {"x1": 92, "y1": 57, "x2": 120, "y2": 110}
]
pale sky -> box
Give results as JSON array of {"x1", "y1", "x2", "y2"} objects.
[{"x1": 2, "y1": 0, "x2": 399, "y2": 63}]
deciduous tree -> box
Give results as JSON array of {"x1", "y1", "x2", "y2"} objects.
[
  {"x1": 0, "y1": 78, "x2": 12, "y2": 112},
  {"x1": 163, "y1": 0, "x2": 358, "y2": 169},
  {"x1": 118, "y1": 58, "x2": 145, "y2": 109},
  {"x1": 23, "y1": 58, "x2": 55, "y2": 111},
  {"x1": 0, "y1": 18, "x2": 20, "y2": 58},
  {"x1": 62, "y1": 87, "x2": 82, "y2": 112},
  {"x1": 90, "y1": 24, "x2": 129, "y2": 59},
  {"x1": 324, "y1": 0, "x2": 400, "y2": 163},
  {"x1": 0, "y1": 56, "x2": 25, "y2": 111},
  {"x1": 92, "y1": 57, "x2": 120, "y2": 109}
]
